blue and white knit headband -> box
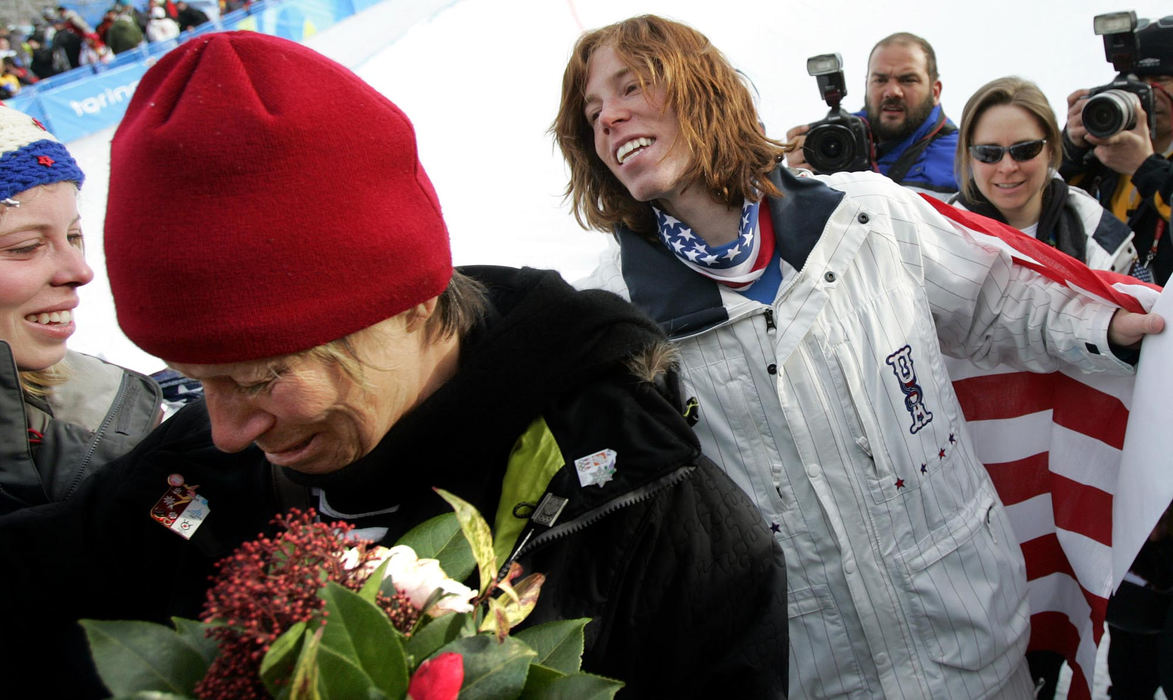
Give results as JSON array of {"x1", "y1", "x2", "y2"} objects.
[{"x1": 0, "y1": 105, "x2": 85, "y2": 202}]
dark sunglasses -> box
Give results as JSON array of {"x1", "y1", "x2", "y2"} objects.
[{"x1": 969, "y1": 139, "x2": 1047, "y2": 164}]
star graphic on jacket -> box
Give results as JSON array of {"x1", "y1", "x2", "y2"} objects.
[
  {"x1": 895, "y1": 477, "x2": 906, "y2": 489},
  {"x1": 948, "y1": 433, "x2": 956, "y2": 444},
  {"x1": 770, "y1": 522, "x2": 781, "y2": 534},
  {"x1": 920, "y1": 463, "x2": 927, "y2": 474},
  {"x1": 938, "y1": 448, "x2": 946, "y2": 459}
]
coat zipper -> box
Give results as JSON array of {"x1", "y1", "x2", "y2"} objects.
[
  {"x1": 670, "y1": 299, "x2": 772, "y2": 342},
  {"x1": 66, "y1": 374, "x2": 134, "y2": 499},
  {"x1": 494, "y1": 464, "x2": 696, "y2": 582}
]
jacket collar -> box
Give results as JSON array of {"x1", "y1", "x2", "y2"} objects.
[{"x1": 617, "y1": 167, "x2": 844, "y2": 337}]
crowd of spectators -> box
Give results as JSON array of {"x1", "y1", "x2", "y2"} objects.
[{"x1": 0, "y1": 0, "x2": 236, "y2": 97}]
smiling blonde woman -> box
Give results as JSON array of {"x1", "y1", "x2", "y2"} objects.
[{"x1": 0, "y1": 105, "x2": 160, "y2": 513}]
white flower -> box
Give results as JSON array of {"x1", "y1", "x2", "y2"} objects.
[
  {"x1": 381, "y1": 545, "x2": 476, "y2": 615},
  {"x1": 339, "y1": 546, "x2": 363, "y2": 571},
  {"x1": 357, "y1": 545, "x2": 394, "y2": 577}
]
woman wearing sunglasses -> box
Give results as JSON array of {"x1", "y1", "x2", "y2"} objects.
[
  {"x1": 0, "y1": 105, "x2": 161, "y2": 515},
  {"x1": 953, "y1": 79, "x2": 1140, "y2": 700},
  {"x1": 952, "y1": 76, "x2": 1138, "y2": 274}
]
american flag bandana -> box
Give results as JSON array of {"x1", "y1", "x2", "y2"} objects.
[{"x1": 654, "y1": 200, "x2": 776, "y2": 290}]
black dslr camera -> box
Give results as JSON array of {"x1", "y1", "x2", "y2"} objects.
[
  {"x1": 1081, "y1": 11, "x2": 1156, "y2": 139},
  {"x1": 802, "y1": 53, "x2": 874, "y2": 174}
]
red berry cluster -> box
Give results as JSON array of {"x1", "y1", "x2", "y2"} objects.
[
  {"x1": 377, "y1": 588, "x2": 421, "y2": 633},
  {"x1": 193, "y1": 509, "x2": 416, "y2": 698}
]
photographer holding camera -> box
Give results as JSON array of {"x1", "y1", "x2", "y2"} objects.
[
  {"x1": 786, "y1": 32, "x2": 960, "y2": 199},
  {"x1": 1062, "y1": 15, "x2": 1173, "y2": 284},
  {"x1": 1060, "y1": 16, "x2": 1173, "y2": 698}
]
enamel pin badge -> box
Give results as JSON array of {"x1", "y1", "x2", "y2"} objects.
[
  {"x1": 575, "y1": 448, "x2": 617, "y2": 488},
  {"x1": 150, "y1": 473, "x2": 210, "y2": 539}
]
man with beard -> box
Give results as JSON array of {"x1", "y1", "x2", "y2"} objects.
[{"x1": 787, "y1": 32, "x2": 960, "y2": 199}]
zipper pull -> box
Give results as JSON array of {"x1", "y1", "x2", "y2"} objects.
[
  {"x1": 495, "y1": 493, "x2": 568, "y2": 582},
  {"x1": 531, "y1": 493, "x2": 568, "y2": 527},
  {"x1": 764, "y1": 308, "x2": 776, "y2": 332}
]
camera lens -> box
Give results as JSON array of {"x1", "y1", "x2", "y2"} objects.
[
  {"x1": 805, "y1": 123, "x2": 857, "y2": 173},
  {"x1": 1082, "y1": 89, "x2": 1137, "y2": 139}
]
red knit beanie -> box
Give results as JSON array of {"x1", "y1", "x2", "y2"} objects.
[{"x1": 105, "y1": 31, "x2": 453, "y2": 364}]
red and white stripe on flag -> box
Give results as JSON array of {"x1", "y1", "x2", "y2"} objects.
[{"x1": 925, "y1": 195, "x2": 1159, "y2": 700}]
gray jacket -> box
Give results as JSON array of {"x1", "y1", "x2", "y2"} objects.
[{"x1": 0, "y1": 341, "x2": 161, "y2": 512}]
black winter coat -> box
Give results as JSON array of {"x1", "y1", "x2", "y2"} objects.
[{"x1": 0, "y1": 266, "x2": 787, "y2": 698}]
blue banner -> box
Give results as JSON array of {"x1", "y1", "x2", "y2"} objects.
[
  {"x1": 35, "y1": 62, "x2": 148, "y2": 143},
  {"x1": 4, "y1": 0, "x2": 362, "y2": 143}
]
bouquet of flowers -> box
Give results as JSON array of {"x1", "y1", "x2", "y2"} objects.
[{"x1": 82, "y1": 489, "x2": 622, "y2": 699}]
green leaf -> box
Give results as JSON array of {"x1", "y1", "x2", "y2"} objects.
[
  {"x1": 520, "y1": 672, "x2": 624, "y2": 699},
  {"x1": 479, "y1": 573, "x2": 544, "y2": 636},
  {"x1": 169, "y1": 618, "x2": 219, "y2": 668},
  {"x1": 260, "y1": 620, "x2": 307, "y2": 696},
  {"x1": 518, "y1": 663, "x2": 564, "y2": 696},
  {"x1": 289, "y1": 628, "x2": 324, "y2": 700},
  {"x1": 435, "y1": 635, "x2": 536, "y2": 700},
  {"x1": 357, "y1": 556, "x2": 392, "y2": 604},
  {"x1": 317, "y1": 582, "x2": 408, "y2": 696},
  {"x1": 312, "y1": 644, "x2": 385, "y2": 699},
  {"x1": 404, "y1": 612, "x2": 467, "y2": 663},
  {"x1": 396, "y1": 511, "x2": 476, "y2": 583},
  {"x1": 434, "y1": 489, "x2": 497, "y2": 594},
  {"x1": 477, "y1": 597, "x2": 511, "y2": 642},
  {"x1": 513, "y1": 619, "x2": 589, "y2": 675},
  {"x1": 81, "y1": 619, "x2": 210, "y2": 695}
]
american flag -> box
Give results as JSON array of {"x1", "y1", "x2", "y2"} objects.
[
  {"x1": 925, "y1": 195, "x2": 1163, "y2": 700},
  {"x1": 653, "y1": 201, "x2": 775, "y2": 290}
]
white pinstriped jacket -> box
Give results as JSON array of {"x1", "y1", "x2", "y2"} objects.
[{"x1": 579, "y1": 167, "x2": 1134, "y2": 699}]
